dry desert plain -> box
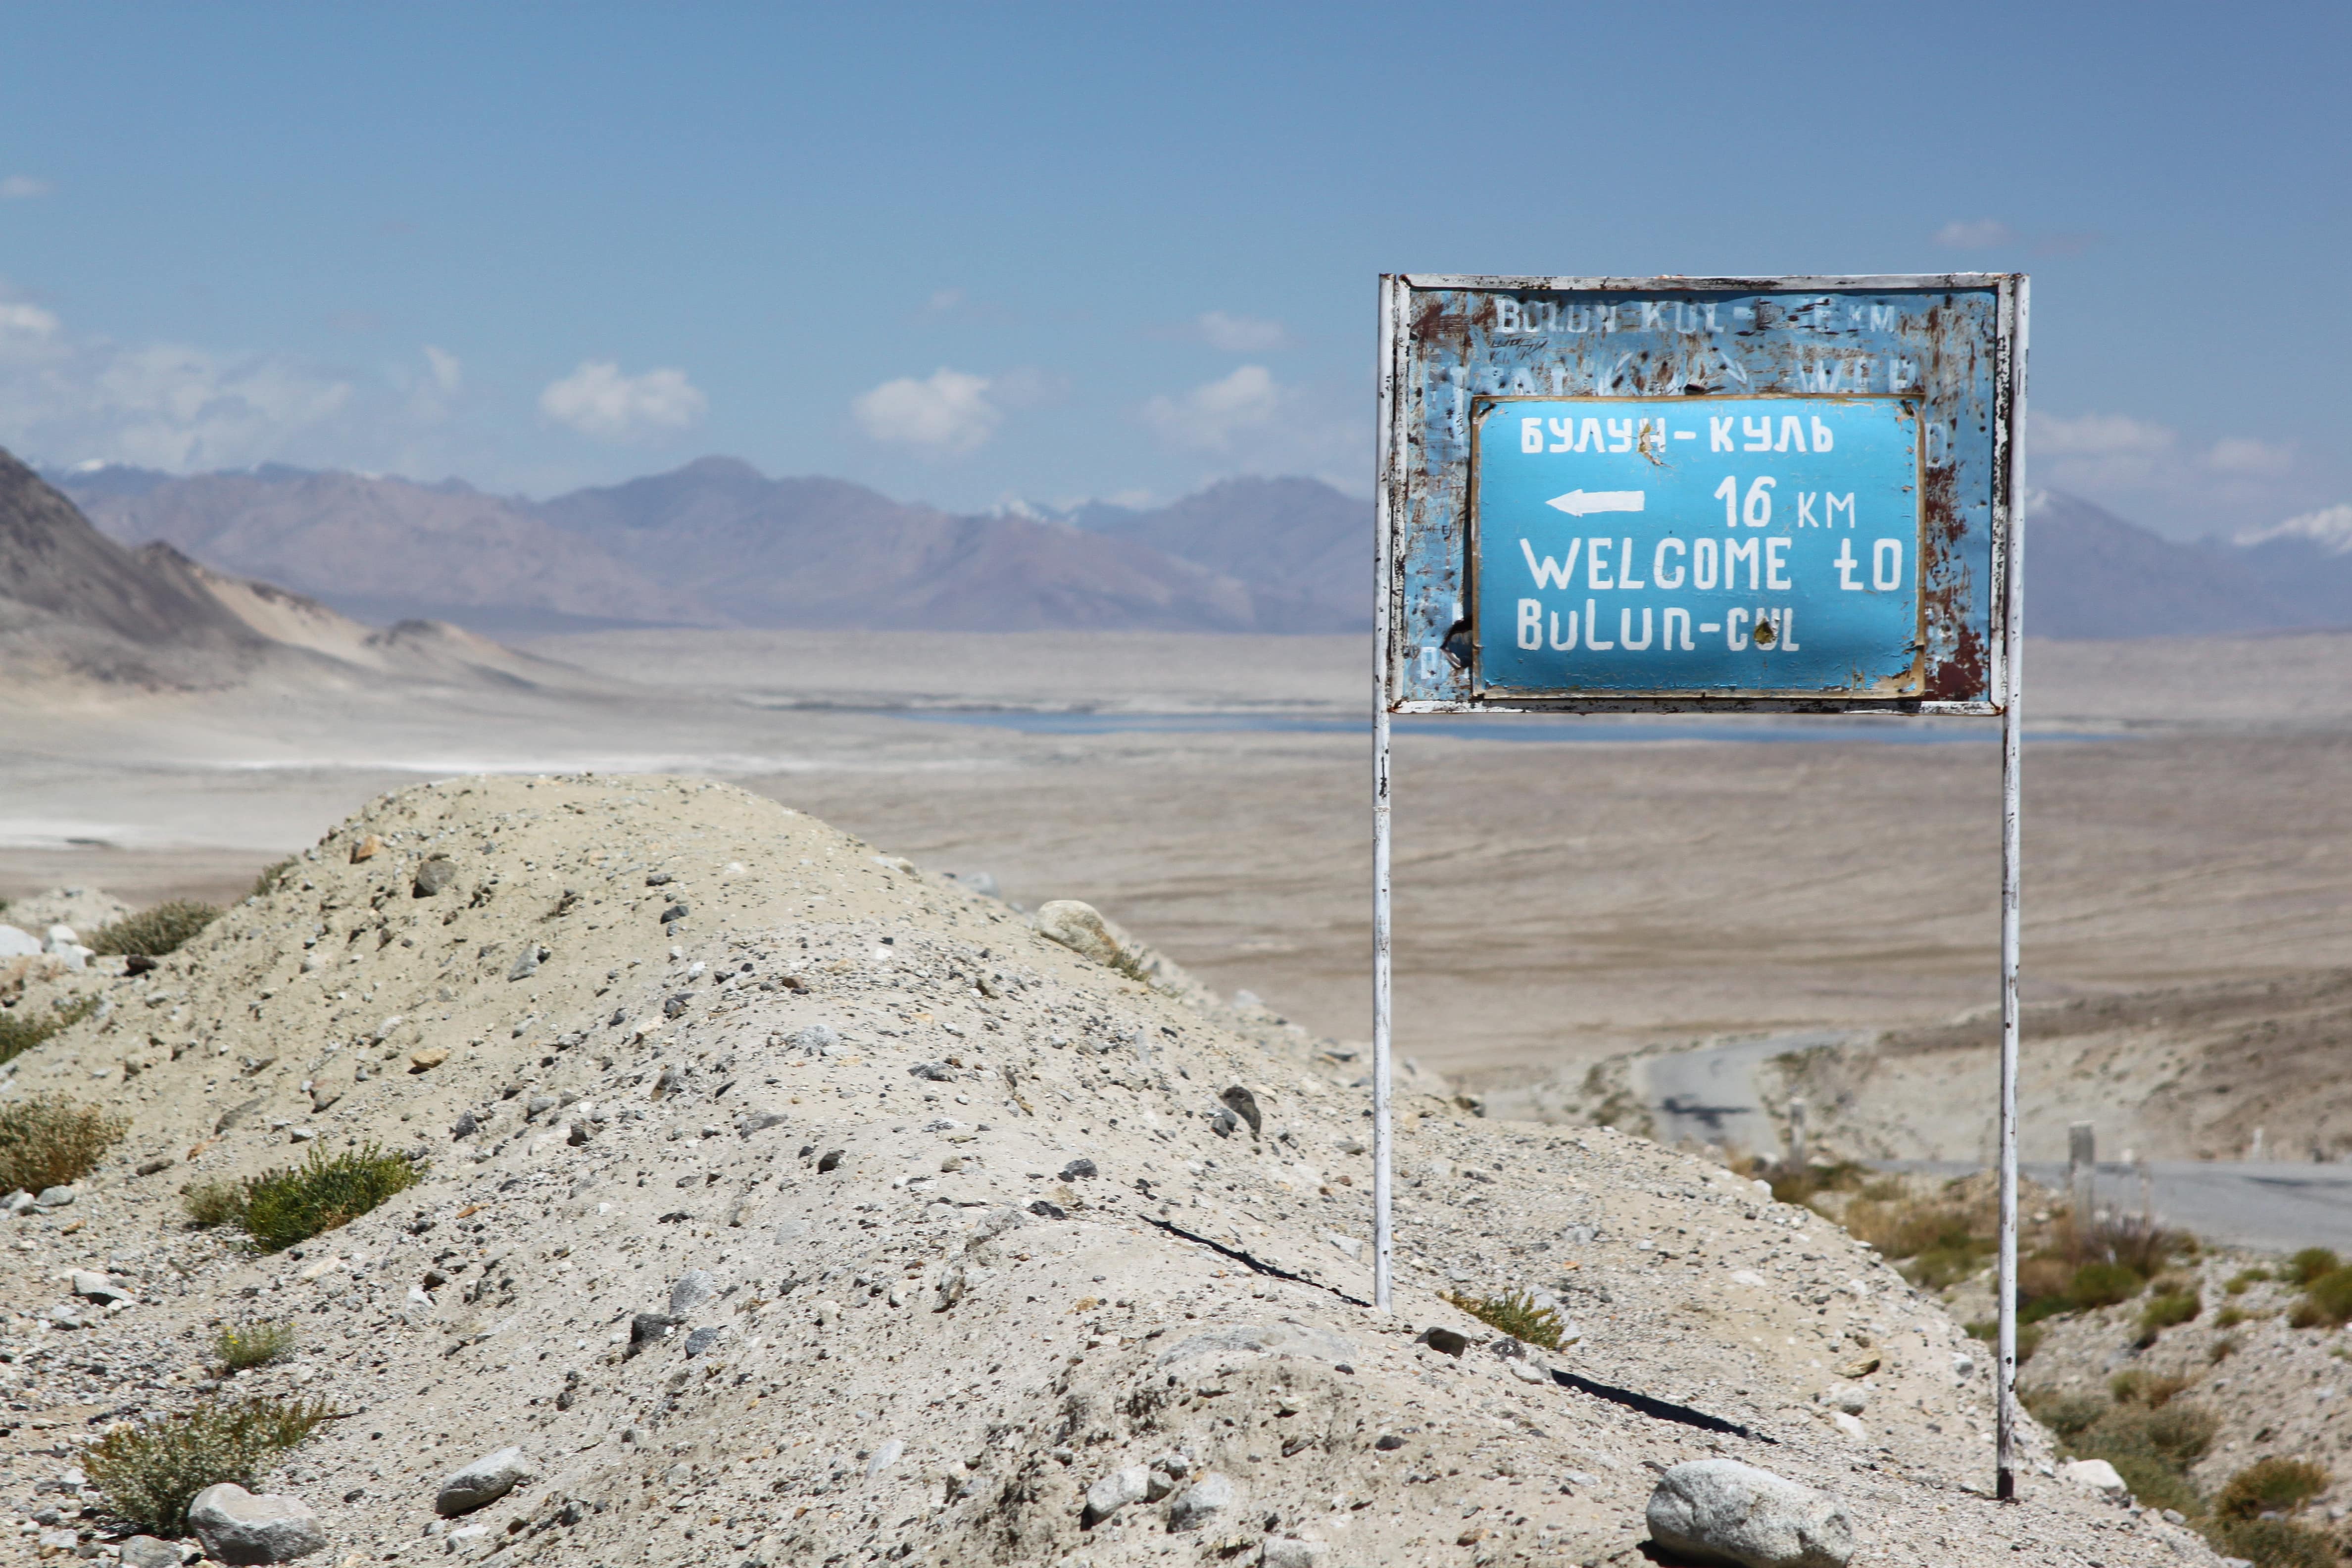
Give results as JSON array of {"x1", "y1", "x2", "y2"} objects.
[{"x1": 5, "y1": 627, "x2": 2351, "y2": 1141}]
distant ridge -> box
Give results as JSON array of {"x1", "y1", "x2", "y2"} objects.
[
  {"x1": 47, "y1": 457, "x2": 2352, "y2": 640},
  {"x1": 0, "y1": 443, "x2": 601, "y2": 696}
]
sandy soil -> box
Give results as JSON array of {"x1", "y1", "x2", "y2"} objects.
[
  {"x1": 0, "y1": 775, "x2": 2197, "y2": 1568},
  {"x1": 5, "y1": 629, "x2": 2351, "y2": 1098}
]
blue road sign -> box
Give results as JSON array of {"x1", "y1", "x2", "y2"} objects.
[
  {"x1": 1376, "y1": 275, "x2": 2025, "y2": 713},
  {"x1": 1473, "y1": 395, "x2": 1923, "y2": 696}
]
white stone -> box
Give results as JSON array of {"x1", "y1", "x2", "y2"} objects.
[
  {"x1": 187, "y1": 1483, "x2": 328, "y2": 1563},
  {"x1": 0, "y1": 925, "x2": 40, "y2": 958},
  {"x1": 1830, "y1": 1411, "x2": 1868, "y2": 1440},
  {"x1": 1262, "y1": 1539, "x2": 1326, "y2": 1568},
  {"x1": 435, "y1": 1447, "x2": 534, "y2": 1517},
  {"x1": 865, "y1": 1438, "x2": 904, "y2": 1477},
  {"x1": 1083, "y1": 1465, "x2": 1150, "y2": 1522},
  {"x1": 668, "y1": 1269, "x2": 720, "y2": 1317},
  {"x1": 1645, "y1": 1458, "x2": 1854, "y2": 1568},
  {"x1": 2060, "y1": 1459, "x2": 2129, "y2": 1501},
  {"x1": 1169, "y1": 1472, "x2": 1236, "y2": 1532}
]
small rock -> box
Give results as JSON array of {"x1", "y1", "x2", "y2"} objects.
[
  {"x1": 663, "y1": 993, "x2": 692, "y2": 1020},
  {"x1": 1827, "y1": 1386, "x2": 1866, "y2": 1415},
  {"x1": 740, "y1": 1111, "x2": 787, "y2": 1135},
  {"x1": 910, "y1": 1061, "x2": 954, "y2": 1082},
  {"x1": 1835, "y1": 1352, "x2": 1880, "y2": 1378},
  {"x1": 1035, "y1": 900, "x2": 1125, "y2": 968},
  {"x1": 626, "y1": 1313, "x2": 678, "y2": 1358},
  {"x1": 816, "y1": 1299, "x2": 841, "y2": 1326},
  {"x1": 865, "y1": 1438, "x2": 904, "y2": 1478},
  {"x1": 683, "y1": 1325, "x2": 729, "y2": 1358},
  {"x1": 1322, "y1": 1230, "x2": 1364, "y2": 1261},
  {"x1": 70, "y1": 1270, "x2": 133, "y2": 1304},
  {"x1": 409, "y1": 1048, "x2": 450, "y2": 1073},
  {"x1": 1418, "y1": 1327, "x2": 1469, "y2": 1357},
  {"x1": 644, "y1": 871, "x2": 673, "y2": 886},
  {"x1": 1951, "y1": 1351, "x2": 1976, "y2": 1380},
  {"x1": 786, "y1": 1024, "x2": 838, "y2": 1052},
  {"x1": 435, "y1": 1446, "x2": 534, "y2": 1517},
  {"x1": 134, "y1": 1156, "x2": 174, "y2": 1176},
  {"x1": 1645, "y1": 1459, "x2": 1854, "y2": 1568},
  {"x1": 0, "y1": 923, "x2": 41, "y2": 958},
  {"x1": 1, "y1": 1188, "x2": 31, "y2": 1213},
  {"x1": 567, "y1": 1123, "x2": 594, "y2": 1147},
  {"x1": 1082, "y1": 1465, "x2": 1150, "y2": 1525},
  {"x1": 1060, "y1": 1158, "x2": 1097, "y2": 1181},
  {"x1": 817, "y1": 1148, "x2": 845, "y2": 1173},
  {"x1": 1220, "y1": 1085, "x2": 1263, "y2": 1136},
  {"x1": 1168, "y1": 1472, "x2": 1236, "y2": 1532},
  {"x1": 508, "y1": 945, "x2": 546, "y2": 981},
  {"x1": 1027, "y1": 1199, "x2": 1066, "y2": 1219},
  {"x1": 1830, "y1": 1411, "x2": 1867, "y2": 1440},
  {"x1": 120, "y1": 1536, "x2": 181, "y2": 1568},
  {"x1": 1374, "y1": 1434, "x2": 1405, "y2": 1451},
  {"x1": 35, "y1": 1184, "x2": 75, "y2": 1208},
  {"x1": 669, "y1": 1270, "x2": 720, "y2": 1317},
  {"x1": 1508, "y1": 1359, "x2": 1549, "y2": 1384},
  {"x1": 450, "y1": 1110, "x2": 479, "y2": 1139},
  {"x1": 526, "y1": 1094, "x2": 557, "y2": 1120},
  {"x1": 660, "y1": 901, "x2": 690, "y2": 924},
  {"x1": 412, "y1": 857, "x2": 458, "y2": 897},
  {"x1": 187, "y1": 1483, "x2": 329, "y2": 1563},
  {"x1": 1262, "y1": 1539, "x2": 1325, "y2": 1568},
  {"x1": 2060, "y1": 1459, "x2": 2129, "y2": 1501}
]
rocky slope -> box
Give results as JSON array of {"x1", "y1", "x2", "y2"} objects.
[{"x1": 0, "y1": 778, "x2": 2217, "y2": 1567}]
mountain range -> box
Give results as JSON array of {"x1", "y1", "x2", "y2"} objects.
[
  {"x1": 41, "y1": 456, "x2": 2352, "y2": 641},
  {"x1": 0, "y1": 446, "x2": 596, "y2": 695}
]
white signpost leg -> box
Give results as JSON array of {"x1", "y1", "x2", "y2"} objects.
[
  {"x1": 1371, "y1": 274, "x2": 1398, "y2": 1315},
  {"x1": 1995, "y1": 278, "x2": 2030, "y2": 1502},
  {"x1": 1372, "y1": 702, "x2": 1394, "y2": 1312}
]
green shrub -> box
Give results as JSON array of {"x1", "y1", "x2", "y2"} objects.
[
  {"x1": 1442, "y1": 1289, "x2": 1564, "y2": 1350},
  {"x1": 2138, "y1": 1289, "x2": 2202, "y2": 1345},
  {"x1": 2215, "y1": 1305, "x2": 2250, "y2": 1329},
  {"x1": 0, "y1": 994, "x2": 99, "y2": 1066},
  {"x1": 2288, "y1": 1248, "x2": 2340, "y2": 1286},
  {"x1": 84, "y1": 1396, "x2": 341, "y2": 1534},
  {"x1": 2110, "y1": 1370, "x2": 2194, "y2": 1408},
  {"x1": 2205, "y1": 1517, "x2": 2338, "y2": 1568},
  {"x1": 1964, "y1": 1319, "x2": 2044, "y2": 1365},
  {"x1": 0, "y1": 1095, "x2": 128, "y2": 1192},
  {"x1": 88, "y1": 900, "x2": 220, "y2": 958},
  {"x1": 2216, "y1": 1457, "x2": 2330, "y2": 1520},
  {"x1": 183, "y1": 1144, "x2": 420, "y2": 1252},
  {"x1": 2288, "y1": 1265, "x2": 2352, "y2": 1328},
  {"x1": 183, "y1": 1179, "x2": 247, "y2": 1230},
  {"x1": 238, "y1": 1144, "x2": 420, "y2": 1252},
  {"x1": 2069, "y1": 1261, "x2": 2145, "y2": 1309},
  {"x1": 213, "y1": 1320, "x2": 296, "y2": 1371},
  {"x1": 248, "y1": 859, "x2": 296, "y2": 900},
  {"x1": 2025, "y1": 1390, "x2": 2106, "y2": 1439},
  {"x1": 2226, "y1": 1267, "x2": 2271, "y2": 1296}
]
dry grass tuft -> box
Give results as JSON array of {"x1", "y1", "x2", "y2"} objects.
[
  {"x1": 0, "y1": 994, "x2": 100, "y2": 1066},
  {"x1": 0, "y1": 1094, "x2": 128, "y2": 1192},
  {"x1": 84, "y1": 1396, "x2": 342, "y2": 1534},
  {"x1": 88, "y1": 900, "x2": 220, "y2": 958},
  {"x1": 213, "y1": 1319, "x2": 297, "y2": 1371},
  {"x1": 1442, "y1": 1289, "x2": 1564, "y2": 1350}
]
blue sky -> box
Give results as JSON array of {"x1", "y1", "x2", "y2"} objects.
[{"x1": 0, "y1": 1, "x2": 2344, "y2": 538}]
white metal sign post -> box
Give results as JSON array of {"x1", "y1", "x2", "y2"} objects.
[{"x1": 1370, "y1": 273, "x2": 2028, "y2": 1498}]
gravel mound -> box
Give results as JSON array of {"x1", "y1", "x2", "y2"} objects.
[{"x1": 0, "y1": 776, "x2": 2222, "y2": 1566}]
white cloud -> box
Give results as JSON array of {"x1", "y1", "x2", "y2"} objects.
[
  {"x1": 1194, "y1": 311, "x2": 1291, "y2": 353},
  {"x1": 0, "y1": 301, "x2": 62, "y2": 357},
  {"x1": 851, "y1": 367, "x2": 999, "y2": 457},
  {"x1": 1138, "y1": 365, "x2": 1366, "y2": 489},
  {"x1": 0, "y1": 175, "x2": 51, "y2": 200},
  {"x1": 1934, "y1": 218, "x2": 2016, "y2": 249},
  {"x1": 423, "y1": 344, "x2": 463, "y2": 394},
  {"x1": 539, "y1": 360, "x2": 707, "y2": 441},
  {"x1": 2030, "y1": 408, "x2": 2328, "y2": 538},
  {"x1": 1142, "y1": 364, "x2": 1286, "y2": 453},
  {"x1": 2236, "y1": 502, "x2": 2352, "y2": 554}
]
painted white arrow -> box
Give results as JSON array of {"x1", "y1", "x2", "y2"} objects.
[{"x1": 1545, "y1": 489, "x2": 1645, "y2": 517}]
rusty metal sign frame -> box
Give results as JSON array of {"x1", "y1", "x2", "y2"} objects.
[
  {"x1": 1368, "y1": 272, "x2": 2030, "y2": 1501},
  {"x1": 1377, "y1": 273, "x2": 2024, "y2": 714}
]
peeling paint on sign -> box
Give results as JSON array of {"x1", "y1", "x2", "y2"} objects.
[{"x1": 1377, "y1": 275, "x2": 2024, "y2": 714}]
